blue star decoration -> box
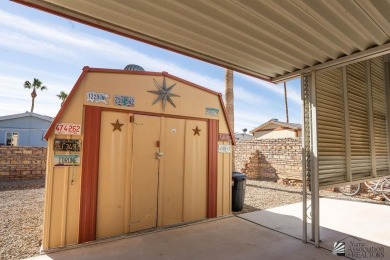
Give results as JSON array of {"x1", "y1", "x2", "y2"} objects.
[{"x1": 148, "y1": 78, "x2": 180, "y2": 110}]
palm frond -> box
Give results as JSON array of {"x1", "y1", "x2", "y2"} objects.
[
  {"x1": 24, "y1": 81, "x2": 32, "y2": 89},
  {"x1": 33, "y1": 78, "x2": 42, "y2": 87},
  {"x1": 57, "y1": 91, "x2": 68, "y2": 101}
]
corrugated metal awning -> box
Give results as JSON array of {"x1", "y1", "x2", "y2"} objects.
[{"x1": 14, "y1": 0, "x2": 390, "y2": 82}]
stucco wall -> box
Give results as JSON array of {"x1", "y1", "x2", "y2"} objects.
[
  {"x1": 0, "y1": 147, "x2": 47, "y2": 179},
  {"x1": 253, "y1": 129, "x2": 301, "y2": 139},
  {"x1": 234, "y1": 138, "x2": 302, "y2": 180}
]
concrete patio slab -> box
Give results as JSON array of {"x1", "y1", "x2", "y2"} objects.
[
  {"x1": 239, "y1": 198, "x2": 390, "y2": 257},
  {"x1": 28, "y1": 198, "x2": 390, "y2": 260},
  {"x1": 28, "y1": 216, "x2": 341, "y2": 260}
]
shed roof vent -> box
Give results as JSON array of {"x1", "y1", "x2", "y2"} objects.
[{"x1": 124, "y1": 64, "x2": 145, "y2": 71}]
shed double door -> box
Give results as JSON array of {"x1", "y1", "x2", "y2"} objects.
[{"x1": 96, "y1": 112, "x2": 207, "y2": 239}]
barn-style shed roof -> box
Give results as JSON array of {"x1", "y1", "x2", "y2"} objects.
[{"x1": 44, "y1": 66, "x2": 235, "y2": 143}]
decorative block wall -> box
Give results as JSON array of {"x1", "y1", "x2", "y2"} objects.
[
  {"x1": 234, "y1": 138, "x2": 302, "y2": 180},
  {"x1": 0, "y1": 139, "x2": 302, "y2": 180},
  {"x1": 0, "y1": 147, "x2": 47, "y2": 179}
]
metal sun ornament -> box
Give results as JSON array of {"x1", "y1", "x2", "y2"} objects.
[{"x1": 148, "y1": 78, "x2": 180, "y2": 110}]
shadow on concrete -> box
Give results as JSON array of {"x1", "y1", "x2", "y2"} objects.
[
  {"x1": 31, "y1": 216, "x2": 347, "y2": 260},
  {"x1": 239, "y1": 200, "x2": 390, "y2": 259}
]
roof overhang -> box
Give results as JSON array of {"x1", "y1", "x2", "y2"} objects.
[
  {"x1": 13, "y1": 0, "x2": 390, "y2": 83},
  {"x1": 250, "y1": 120, "x2": 301, "y2": 134},
  {"x1": 0, "y1": 112, "x2": 53, "y2": 122}
]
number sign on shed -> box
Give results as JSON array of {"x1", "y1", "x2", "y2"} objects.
[
  {"x1": 218, "y1": 144, "x2": 231, "y2": 153},
  {"x1": 54, "y1": 154, "x2": 80, "y2": 166},
  {"x1": 54, "y1": 139, "x2": 81, "y2": 152},
  {"x1": 54, "y1": 123, "x2": 81, "y2": 135}
]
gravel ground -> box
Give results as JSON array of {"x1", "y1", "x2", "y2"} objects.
[
  {"x1": 0, "y1": 179, "x2": 45, "y2": 260},
  {"x1": 234, "y1": 179, "x2": 390, "y2": 215},
  {"x1": 0, "y1": 178, "x2": 389, "y2": 259}
]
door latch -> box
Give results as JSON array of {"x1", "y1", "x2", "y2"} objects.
[{"x1": 155, "y1": 152, "x2": 164, "y2": 159}]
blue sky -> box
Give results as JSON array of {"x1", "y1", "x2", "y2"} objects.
[{"x1": 0, "y1": 1, "x2": 302, "y2": 133}]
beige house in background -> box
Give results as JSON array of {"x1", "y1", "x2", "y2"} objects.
[{"x1": 250, "y1": 119, "x2": 301, "y2": 139}]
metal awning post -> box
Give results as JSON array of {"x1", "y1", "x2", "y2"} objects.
[
  {"x1": 310, "y1": 70, "x2": 320, "y2": 247},
  {"x1": 301, "y1": 74, "x2": 307, "y2": 243},
  {"x1": 342, "y1": 66, "x2": 352, "y2": 182}
]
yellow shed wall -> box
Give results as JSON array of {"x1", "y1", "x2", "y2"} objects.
[
  {"x1": 217, "y1": 141, "x2": 232, "y2": 216},
  {"x1": 43, "y1": 70, "x2": 232, "y2": 250},
  {"x1": 43, "y1": 81, "x2": 85, "y2": 249},
  {"x1": 82, "y1": 73, "x2": 225, "y2": 120}
]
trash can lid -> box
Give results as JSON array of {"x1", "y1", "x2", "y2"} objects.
[{"x1": 232, "y1": 172, "x2": 247, "y2": 180}]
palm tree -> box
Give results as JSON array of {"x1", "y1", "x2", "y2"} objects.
[
  {"x1": 24, "y1": 78, "x2": 47, "y2": 112},
  {"x1": 225, "y1": 69, "x2": 235, "y2": 170},
  {"x1": 57, "y1": 91, "x2": 68, "y2": 107}
]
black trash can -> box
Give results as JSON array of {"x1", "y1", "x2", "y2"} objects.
[{"x1": 232, "y1": 172, "x2": 247, "y2": 212}]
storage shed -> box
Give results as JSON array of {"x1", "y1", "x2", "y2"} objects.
[{"x1": 42, "y1": 66, "x2": 234, "y2": 250}]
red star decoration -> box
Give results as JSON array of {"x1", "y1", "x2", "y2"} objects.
[{"x1": 193, "y1": 126, "x2": 201, "y2": 136}]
